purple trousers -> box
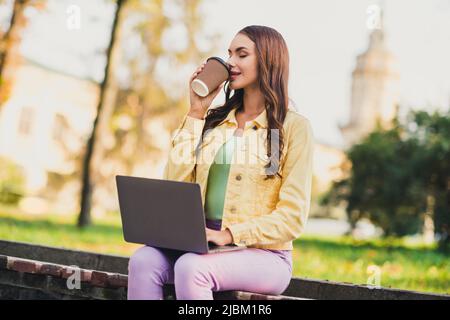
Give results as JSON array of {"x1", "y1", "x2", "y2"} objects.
[{"x1": 127, "y1": 219, "x2": 293, "y2": 300}]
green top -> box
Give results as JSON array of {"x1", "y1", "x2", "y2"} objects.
[{"x1": 204, "y1": 135, "x2": 238, "y2": 220}]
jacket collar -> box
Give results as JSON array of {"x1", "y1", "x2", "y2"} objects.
[{"x1": 220, "y1": 106, "x2": 268, "y2": 129}]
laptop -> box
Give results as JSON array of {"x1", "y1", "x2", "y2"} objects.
[{"x1": 115, "y1": 175, "x2": 247, "y2": 254}]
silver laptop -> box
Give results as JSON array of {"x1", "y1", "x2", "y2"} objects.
[{"x1": 115, "y1": 175, "x2": 247, "y2": 254}]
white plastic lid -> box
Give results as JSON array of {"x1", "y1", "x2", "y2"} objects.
[{"x1": 191, "y1": 79, "x2": 209, "y2": 97}]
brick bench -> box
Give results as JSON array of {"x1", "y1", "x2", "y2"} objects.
[
  {"x1": 0, "y1": 254, "x2": 305, "y2": 300},
  {"x1": 0, "y1": 240, "x2": 449, "y2": 300}
]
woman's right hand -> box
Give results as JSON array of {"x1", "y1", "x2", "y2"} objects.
[{"x1": 189, "y1": 61, "x2": 225, "y2": 118}]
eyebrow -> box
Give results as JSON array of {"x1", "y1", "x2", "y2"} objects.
[{"x1": 227, "y1": 46, "x2": 248, "y2": 53}]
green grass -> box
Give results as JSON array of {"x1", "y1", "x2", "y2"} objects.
[
  {"x1": 0, "y1": 208, "x2": 140, "y2": 255},
  {"x1": 292, "y1": 236, "x2": 449, "y2": 295},
  {"x1": 0, "y1": 208, "x2": 448, "y2": 295}
]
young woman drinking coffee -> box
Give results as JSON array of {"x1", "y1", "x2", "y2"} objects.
[{"x1": 127, "y1": 25, "x2": 314, "y2": 300}]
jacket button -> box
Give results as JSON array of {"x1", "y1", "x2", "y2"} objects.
[
  {"x1": 235, "y1": 174, "x2": 242, "y2": 181},
  {"x1": 230, "y1": 206, "x2": 236, "y2": 213}
]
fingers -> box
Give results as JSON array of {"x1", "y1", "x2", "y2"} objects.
[
  {"x1": 190, "y1": 62, "x2": 207, "y2": 82},
  {"x1": 197, "y1": 62, "x2": 206, "y2": 73}
]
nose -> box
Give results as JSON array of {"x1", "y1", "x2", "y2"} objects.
[{"x1": 226, "y1": 57, "x2": 235, "y2": 69}]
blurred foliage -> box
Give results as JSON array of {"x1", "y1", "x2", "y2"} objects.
[
  {"x1": 323, "y1": 109, "x2": 450, "y2": 251},
  {"x1": 103, "y1": 0, "x2": 220, "y2": 176},
  {"x1": 0, "y1": 0, "x2": 47, "y2": 106},
  {"x1": 0, "y1": 156, "x2": 25, "y2": 204},
  {"x1": 1, "y1": 0, "x2": 221, "y2": 224},
  {"x1": 79, "y1": 0, "x2": 220, "y2": 225},
  {"x1": 410, "y1": 110, "x2": 450, "y2": 252}
]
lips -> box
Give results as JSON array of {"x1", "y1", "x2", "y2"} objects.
[{"x1": 230, "y1": 71, "x2": 241, "y2": 80}]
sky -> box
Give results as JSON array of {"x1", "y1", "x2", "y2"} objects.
[{"x1": 2, "y1": 0, "x2": 450, "y2": 147}]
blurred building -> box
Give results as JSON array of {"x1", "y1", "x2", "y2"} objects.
[
  {"x1": 0, "y1": 57, "x2": 99, "y2": 214},
  {"x1": 0, "y1": 56, "x2": 171, "y2": 215},
  {"x1": 339, "y1": 15, "x2": 400, "y2": 149},
  {"x1": 307, "y1": 14, "x2": 400, "y2": 217}
]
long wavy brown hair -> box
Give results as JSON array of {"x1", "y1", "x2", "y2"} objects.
[{"x1": 198, "y1": 25, "x2": 290, "y2": 180}]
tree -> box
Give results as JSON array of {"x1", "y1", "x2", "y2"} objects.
[
  {"x1": 78, "y1": 0, "x2": 127, "y2": 227},
  {"x1": 323, "y1": 108, "x2": 450, "y2": 249},
  {"x1": 326, "y1": 124, "x2": 424, "y2": 236},
  {"x1": 409, "y1": 110, "x2": 450, "y2": 251}
]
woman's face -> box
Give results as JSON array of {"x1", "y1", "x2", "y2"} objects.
[{"x1": 226, "y1": 33, "x2": 258, "y2": 90}]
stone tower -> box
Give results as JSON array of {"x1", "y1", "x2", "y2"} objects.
[{"x1": 340, "y1": 8, "x2": 400, "y2": 149}]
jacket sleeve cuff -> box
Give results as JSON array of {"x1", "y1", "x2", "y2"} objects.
[
  {"x1": 171, "y1": 113, "x2": 206, "y2": 146},
  {"x1": 226, "y1": 223, "x2": 256, "y2": 247},
  {"x1": 183, "y1": 114, "x2": 206, "y2": 135}
]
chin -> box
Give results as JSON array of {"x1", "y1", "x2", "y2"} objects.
[{"x1": 229, "y1": 80, "x2": 243, "y2": 90}]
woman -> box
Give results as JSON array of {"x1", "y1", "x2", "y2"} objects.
[{"x1": 127, "y1": 25, "x2": 314, "y2": 300}]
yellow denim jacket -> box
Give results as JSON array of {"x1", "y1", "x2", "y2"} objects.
[{"x1": 162, "y1": 106, "x2": 314, "y2": 250}]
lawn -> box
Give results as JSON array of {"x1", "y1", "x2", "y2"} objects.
[{"x1": 0, "y1": 208, "x2": 448, "y2": 295}]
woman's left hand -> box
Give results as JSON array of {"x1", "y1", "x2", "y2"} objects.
[{"x1": 206, "y1": 227, "x2": 234, "y2": 246}]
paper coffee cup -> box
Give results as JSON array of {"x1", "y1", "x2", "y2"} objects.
[{"x1": 191, "y1": 57, "x2": 230, "y2": 97}]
